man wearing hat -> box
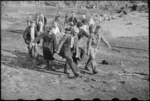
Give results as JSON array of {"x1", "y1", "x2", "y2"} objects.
[
  {"x1": 54, "y1": 26, "x2": 80, "y2": 77},
  {"x1": 68, "y1": 12, "x2": 78, "y2": 26}
]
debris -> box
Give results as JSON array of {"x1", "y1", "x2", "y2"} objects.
[
  {"x1": 117, "y1": 61, "x2": 125, "y2": 67},
  {"x1": 52, "y1": 79, "x2": 60, "y2": 84},
  {"x1": 82, "y1": 87, "x2": 86, "y2": 90},
  {"x1": 90, "y1": 85, "x2": 94, "y2": 88},
  {"x1": 112, "y1": 48, "x2": 120, "y2": 52},
  {"x1": 91, "y1": 78, "x2": 96, "y2": 81},
  {"x1": 111, "y1": 86, "x2": 117, "y2": 90},
  {"x1": 126, "y1": 22, "x2": 135, "y2": 25},
  {"x1": 102, "y1": 60, "x2": 109, "y2": 65},
  {"x1": 68, "y1": 86, "x2": 76, "y2": 90},
  {"x1": 102, "y1": 81, "x2": 107, "y2": 84},
  {"x1": 90, "y1": 84, "x2": 101, "y2": 90},
  {"x1": 101, "y1": 89, "x2": 107, "y2": 92},
  {"x1": 120, "y1": 81, "x2": 125, "y2": 84},
  {"x1": 80, "y1": 71, "x2": 85, "y2": 74},
  {"x1": 84, "y1": 79, "x2": 90, "y2": 83},
  {"x1": 59, "y1": 75, "x2": 66, "y2": 78}
]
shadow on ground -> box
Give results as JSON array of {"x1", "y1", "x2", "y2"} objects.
[
  {"x1": 8, "y1": 30, "x2": 24, "y2": 34},
  {"x1": 1, "y1": 49, "x2": 67, "y2": 76}
]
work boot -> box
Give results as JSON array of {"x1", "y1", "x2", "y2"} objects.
[
  {"x1": 49, "y1": 66, "x2": 56, "y2": 71},
  {"x1": 64, "y1": 71, "x2": 70, "y2": 76},
  {"x1": 85, "y1": 66, "x2": 90, "y2": 71},
  {"x1": 93, "y1": 69, "x2": 99, "y2": 74},
  {"x1": 74, "y1": 72, "x2": 80, "y2": 78},
  {"x1": 46, "y1": 61, "x2": 55, "y2": 71}
]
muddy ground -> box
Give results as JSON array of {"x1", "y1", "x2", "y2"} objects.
[{"x1": 1, "y1": 5, "x2": 149, "y2": 100}]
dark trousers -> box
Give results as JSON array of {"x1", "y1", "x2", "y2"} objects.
[
  {"x1": 72, "y1": 47, "x2": 86, "y2": 65},
  {"x1": 60, "y1": 50, "x2": 78, "y2": 75}
]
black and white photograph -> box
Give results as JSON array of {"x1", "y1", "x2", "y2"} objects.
[{"x1": 1, "y1": 0, "x2": 149, "y2": 100}]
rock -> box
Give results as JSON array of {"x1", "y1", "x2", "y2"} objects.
[
  {"x1": 82, "y1": 87, "x2": 86, "y2": 90},
  {"x1": 102, "y1": 60, "x2": 109, "y2": 65},
  {"x1": 52, "y1": 79, "x2": 60, "y2": 84},
  {"x1": 120, "y1": 81, "x2": 125, "y2": 84},
  {"x1": 102, "y1": 81, "x2": 107, "y2": 84},
  {"x1": 111, "y1": 86, "x2": 117, "y2": 90},
  {"x1": 84, "y1": 79, "x2": 90, "y2": 83},
  {"x1": 59, "y1": 75, "x2": 66, "y2": 78},
  {"x1": 68, "y1": 86, "x2": 76, "y2": 90},
  {"x1": 126, "y1": 22, "x2": 135, "y2": 25},
  {"x1": 102, "y1": 89, "x2": 107, "y2": 92},
  {"x1": 80, "y1": 71, "x2": 85, "y2": 74},
  {"x1": 91, "y1": 78, "x2": 96, "y2": 81},
  {"x1": 90, "y1": 85, "x2": 94, "y2": 88},
  {"x1": 5, "y1": 14, "x2": 8, "y2": 17}
]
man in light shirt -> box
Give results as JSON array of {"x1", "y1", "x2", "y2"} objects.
[
  {"x1": 53, "y1": 21, "x2": 64, "y2": 43},
  {"x1": 86, "y1": 25, "x2": 111, "y2": 74}
]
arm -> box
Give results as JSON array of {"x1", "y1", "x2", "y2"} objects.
[
  {"x1": 36, "y1": 15, "x2": 39, "y2": 23},
  {"x1": 74, "y1": 17, "x2": 78, "y2": 25},
  {"x1": 44, "y1": 17, "x2": 47, "y2": 25},
  {"x1": 68, "y1": 17, "x2": 72, "y2": 22},
  {"x1": 33, "y1": 33, "x2": 45, "y2": 43},
  {"x1": 87, "y1": 35, "x2": 92, "y2": 55},
  {"x1": 53, "y1": 34, "x2": 57, "y2": 52},
  {"x1": 57, "y1": 27, "x2": 62, "y2": 37},
  {"x1": 96, "y1": 33, "x2": 101, "y2": 49},
  {"x1": 80, "y1": 29, "x2": 89, "y2": 38},
  {"x1": 75, "y1": 36, "x2": 79, "y2": 57},
  {"x1": 101, "y1": 34, "x2": 111, "y2": 49},
  {"x1": 42, "y1": 15, "x2": 45, "y2": 24},
  {"x1": 86, "y1": 19, "x2": 89, "y2": 25},
  {"x1": 23, "y1": 27, "x2": 30, "y2": 39},
  {"x1": 57, "y1": 34, "x2": 68, "y2": 53},
  {"x1": 23, "y1": 27, "x2": 30, "y2": 44}
]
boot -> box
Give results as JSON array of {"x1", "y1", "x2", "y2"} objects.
[
  {"x1": 64, "y1": 66, "x2": 70, "y2": 75},
  {"x1": 85, "y1": 66, "x2": 90, "y2": 71},
  {"x1": 93, "y1": 69, "x2": 99, "y2": 74},
  {"x1": 46, "y1": 60, "x2": 55, "y2": 71},
  {"x1": 74, "y1": 72, "x2": 80, "y2": 78},
  {"x1": 64, "y1": 71, "x2": 70, "y2": 76},
  {"x1": 50, "y1": 66, "x2": 56, "y2": 71}
]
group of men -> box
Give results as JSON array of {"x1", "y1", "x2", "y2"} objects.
[{"x1": 23, "y1": 12, "x2": 111, "y2": 78}]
